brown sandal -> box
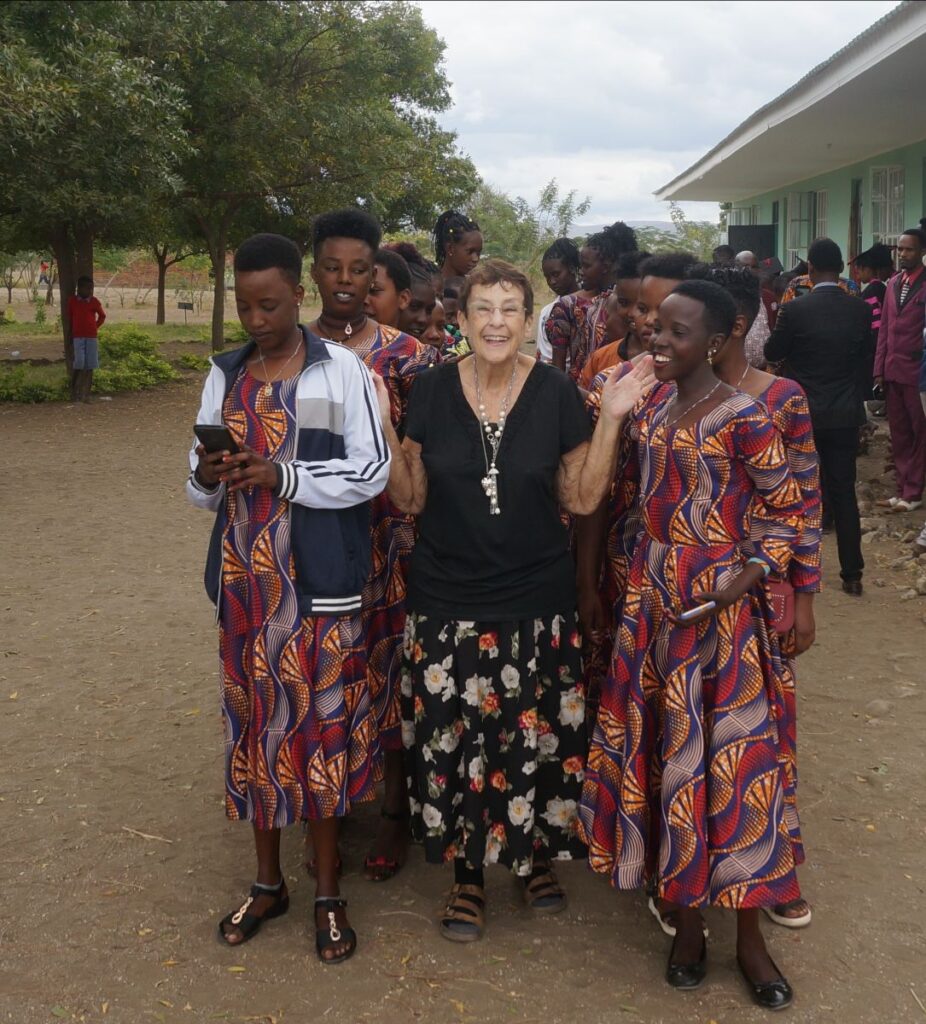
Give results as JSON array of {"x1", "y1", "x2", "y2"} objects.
[
  {"x1": 523, "y1": 864, "x2": 567, "y2": 914},
  {"x1": 439, "y1": 883, "x2": 485, "y2": 943}
]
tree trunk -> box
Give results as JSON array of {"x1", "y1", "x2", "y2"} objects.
[
  {"x1": 155, "y1": 246, "x2": 167, "y2": 325},
  {"x1": 5, "y1": 280, "x2": 11, "y2": 304},
  {"x1": 51, "y1": 223, "x2": 76, "y2": 372},
  {"x1": 72, "y1": 225, "x2": 96, "y2": 401},
  {"x1": 210, "y1": 234, "x2": 227, "y2": 352}
]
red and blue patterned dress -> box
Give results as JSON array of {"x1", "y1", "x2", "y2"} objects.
[
  {"x1": 753, "y1": 376, "x2": 822, "y2": 864},
  {"x1": 545, "y1": 291, "x2": 610, "y2": 383},
  {"x1": 220, "y1": 370, "x2": 378, "y2": 827},
  {"x1": 579, "y1": 390, "x2": 804, "y2": 908},
  {"x1": 354, "y1": 325, "x2": 436, "y2": 750}
]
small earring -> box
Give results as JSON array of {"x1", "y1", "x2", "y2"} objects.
[{"x1": 707, "y1": 349, "x2": 715, "y2": 365}]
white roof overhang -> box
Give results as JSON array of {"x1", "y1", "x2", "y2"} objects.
[{"x1": 656, "y1": 2, "x2": 926, "y2": 202}]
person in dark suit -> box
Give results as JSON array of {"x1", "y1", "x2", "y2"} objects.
[{"x1": 765, "y1": 237, "x2": 871, "y2": 596}]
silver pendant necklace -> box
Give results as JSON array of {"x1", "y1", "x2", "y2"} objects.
[
  {"x1": 663, "y1": 378, "x2": 724, "y2": 430},
  {"x1": 473, "y1": 358, "x2": 519, "y2": 516},
  {"x1": 255, "y1": 337, "x2": 303, "y2": 398}
]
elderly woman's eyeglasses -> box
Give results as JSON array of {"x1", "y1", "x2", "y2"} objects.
[{"x1": 467, "y1": 304, "x2": 526, "y2": 320}]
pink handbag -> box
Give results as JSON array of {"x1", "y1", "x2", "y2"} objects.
[{"x1": 765, "y1": 579, "x2": 795, "y2": 635}]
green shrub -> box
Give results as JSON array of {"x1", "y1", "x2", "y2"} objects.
[
  {"x1": 98, "y1": 323, "x2": 158, "y2": 360},
  {"x1": 2, "y1": 307, "x2": 16, "y2": 324},
  {"x1": 198, "y1": 321, "x2": 248, "y2": 346},
  {"x1": 177, "y1": 352, "x2": 212, "y2": 371},
  {"x1": 0, "y1": 364, "x2": 68, "y2": 402},
  {"x1": 33, "y1": 298, "x2": 46, "y2": 324}
]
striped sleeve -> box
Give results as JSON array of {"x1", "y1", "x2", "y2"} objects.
[{"x1": 282, "y1": 354, "x2": 390, "y2": 510}]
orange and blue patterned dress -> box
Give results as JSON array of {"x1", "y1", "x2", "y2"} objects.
[
  {"x1": 220, "y1": 369, "x2": 378, "y2": 827},
  {"x1": 579, "y1": 390, "x2": 804, "y2": 908},
  {"x1": 752, "y1": 376, "x2": 822, "y2": 865},
  {"x1": 355, "y1": 325, "x2": 436, "y2": 750}
]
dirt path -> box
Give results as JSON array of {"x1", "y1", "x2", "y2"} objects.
[{"x1": 1, "y1": 382, "x2": 924, "y2": 1024}]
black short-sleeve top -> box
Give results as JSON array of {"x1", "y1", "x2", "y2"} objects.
[{"x1": 404, "y1": 359, "x2": 592, "y2": 620}]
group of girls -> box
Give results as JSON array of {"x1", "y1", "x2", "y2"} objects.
[{"x1": 188, "y1": 208, "x2": 819, "y2": 1011}]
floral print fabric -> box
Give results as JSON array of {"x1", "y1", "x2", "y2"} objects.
[{"x1": 402, "y1": 613, "x2": 587, "y2": 875}]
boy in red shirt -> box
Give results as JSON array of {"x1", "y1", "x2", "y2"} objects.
[{"x1": 67, "y1": 276, "x2": 106, "y2": 400}]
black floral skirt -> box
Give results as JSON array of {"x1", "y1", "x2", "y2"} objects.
[{"x1": 401, "y1": 612, "x2": 588, "y2": 876}]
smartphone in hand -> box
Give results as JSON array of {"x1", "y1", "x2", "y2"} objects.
[{"x1": 194, "y1": 424, "x2": 241, "y2": 455}]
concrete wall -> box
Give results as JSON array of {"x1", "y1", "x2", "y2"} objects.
[{"x1": 730, "y1": 139, "x2": 926, "y2": 267}]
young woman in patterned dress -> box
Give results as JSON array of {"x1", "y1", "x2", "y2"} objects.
[
  {"x1": 187, "y1": 233, "x2": 389, "y2": 963},
  {"x1": 579, "y1": 280, "x2": 804, "y2": 1009},
  {"x1": 307, "y1": 212, "x2": 437, "y2": 884},
  {"x1": 702, "y1": 264, "x2": 821, "y2": 930}
]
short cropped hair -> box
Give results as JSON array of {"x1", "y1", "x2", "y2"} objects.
[
  {"x1": 712, "y1": 244, "x2": 735, "y2": 263},
  {"x1": 76, "y1": 275, "x2": 93, "y2": 287},
  {"x1": 234, "y1": 233, "x2": 302, "y2": 285},
  {"x1": 616, "y1": 250, "x2": 652, "y2": 280},
  {"x1": 807, "y1": 237, "x2": 843, "y2": 273},
  {"x1": 443, "y1": 275, "x2": 465, "y2": 299},
  {"x1": 686, "y1": 263, "x2": 760, "y2": 328},
  {"x1": 900, "y1": 221, "x2": 926, "y2": 248},
  {"x1": 639, "y1": 251, "x2": 697, "y2": 281},
  {"x1": 374, "y1": 248, "x2": 411, "y2": 292},
  {"x1": 460, "y1": 258, "x2": 534, "y2": 315},
  {"x1": 311, "y1": 208, "x2": 381, "y2": 257},
  {"x1": 670, "y1": 279, "x2": 738, "y2": 338}
]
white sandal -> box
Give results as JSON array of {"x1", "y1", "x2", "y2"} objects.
[{"x1": 762, "y1": 898, "x2": 812, "y2": 929}]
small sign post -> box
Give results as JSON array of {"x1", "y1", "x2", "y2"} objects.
[{"x1": 178, "y1": 300, "x2": 194, "y2": 324}]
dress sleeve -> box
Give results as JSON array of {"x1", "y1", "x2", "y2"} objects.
[
  {"x1": 185, "y1": 364, "x2": 226, "y2": 512},
  {"x1": 545, "y1": 296, "x2": 575, "y2": 352},
  {"x1": 777, "y1": 389, "x2": 822, "y2": 592},
  {"x1": 558, "y1": 372, "x2": 592, "y2": 453},
  {"x1": 733, "y1": 407, "x2": 803, "y2": 577},
  {"x1": 388, "y1": 342, "x2": 438, "y2": 432}
]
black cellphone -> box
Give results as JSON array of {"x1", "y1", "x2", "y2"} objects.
[{"x1": 194, "y1": 423, "x2": 241, "y2": 455}]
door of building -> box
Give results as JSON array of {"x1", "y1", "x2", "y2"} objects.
[{"x1": 728, "y1": 225, "x2": 777, "y2": 261}]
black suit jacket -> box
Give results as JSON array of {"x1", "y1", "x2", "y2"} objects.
[{"x1": 764, "y1": 285, "x2": 871, "y2": 430}]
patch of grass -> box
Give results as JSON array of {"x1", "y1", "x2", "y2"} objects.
[
  {"x1": 176, "y1": 352, "x2": 212, "y2": 372},
  {"x1": 0, "y1": 363, "x2": 69, "y2": 402}
]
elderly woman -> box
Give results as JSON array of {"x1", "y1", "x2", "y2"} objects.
[{"x1": 373, "y1": 259, "x2": 654, "y2": 942}]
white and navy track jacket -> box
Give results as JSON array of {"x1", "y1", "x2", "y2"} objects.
[{"x1": 186, "y1": 327, "x2": 390, "y2": 616}]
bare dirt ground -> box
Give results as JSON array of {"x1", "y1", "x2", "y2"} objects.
[{"x1": 2, "y1": 380, "x2": 925, "y2": 1024}]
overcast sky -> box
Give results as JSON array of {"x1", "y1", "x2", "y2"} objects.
[{"x1": 416, "y1": 0, "x2": 899, "y2": 226}]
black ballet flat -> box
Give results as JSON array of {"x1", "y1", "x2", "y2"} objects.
[
  {"x1": 737, "y1": 956, "x2": 793, "y2": 1010},
  {"x1": 666, "y1": 936, "x2": 707, "y2": 990}
]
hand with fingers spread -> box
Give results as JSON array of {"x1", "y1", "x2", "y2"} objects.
[
  {"x1": 599, "y1": 355, "x2": 656, "y2": 423},
  {"x1": 218, "y1": 445, "x2": 279, "y2": 493}
]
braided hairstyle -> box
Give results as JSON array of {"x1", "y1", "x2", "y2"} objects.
[
  {"x1": 542, "y1": 237, "x2": 581, "y2": 272},
  {"x1": 386, "y1": 242, "x2": 440, "y2": 288},
  {"x1": 433, "y1": 209, "x2": 481, "y2": 266},
  {"x1": 585, "y1": 221, "x2": 638, "y2": 265}
]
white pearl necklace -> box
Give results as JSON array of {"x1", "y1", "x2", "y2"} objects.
[{"x1": 473, "y1": 358, "x2": 519, "y2": 516}]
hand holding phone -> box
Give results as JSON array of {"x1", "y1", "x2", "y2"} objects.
[{"x1": 194, "y1": 423, "x2": 240, "y2": 455}]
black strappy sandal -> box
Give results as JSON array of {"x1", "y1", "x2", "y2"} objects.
[
  {"x1": 363, "y1": 808, "x2": 410, "y2": 882},
  {"x1": 315, "y1": 897, "x2": 357, "y2": 965},
  {"x1": 217, "y1": 880, "x2": 289, "y2": 946}
]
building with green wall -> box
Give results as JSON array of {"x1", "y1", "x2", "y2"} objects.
[{"x1": 656, "y1": 1, "x2": 926, "y2": 268}]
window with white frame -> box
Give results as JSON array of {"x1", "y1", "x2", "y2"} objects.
[
  {"x1": 786, "y1": 191, "x2": 814, "y2": 267},
  {"x1": 728, "y1": 205, "x2": 759, "y2": 227},
  {"x1": 814, "y1": 190, "x2": 828, "y2": 239},
  {"x1": 871, "y1": 166, "x2": 905, "y2": 249}
]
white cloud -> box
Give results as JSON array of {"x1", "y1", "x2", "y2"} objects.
[{"x1": 417, "y1": 0, "x2": 900, "y2": 222}]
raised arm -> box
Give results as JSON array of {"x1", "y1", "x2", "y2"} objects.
[{"x1": 557, "y1": 356, "x2": 655, "y2": 515}]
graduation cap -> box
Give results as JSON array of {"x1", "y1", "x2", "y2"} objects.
[
  {"x1": 851, "y1": 243, "x2": 894, "y2": 269},
  {"x1": 759, "y1": 256, "x2": 783, "y2": 274}
]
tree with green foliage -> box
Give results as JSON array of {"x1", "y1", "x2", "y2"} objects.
[
  {"x1": 467, "y1": 178, "x2": 590, "y2": 271},
  {"x1": 0, "y1": 1, "x2": 188, "y2": 397},
  {"x1": 130, "y1": 0, "x2": 478, "y2": 349}
]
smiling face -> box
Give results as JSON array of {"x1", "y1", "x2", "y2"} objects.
[
  {"x1": 398, "y1": 279, "x2": 436, "y2": 339},
  {"x1": 542, "y1": 256, "x2": 578, "y2": 297},
  {"x1": 364, "y1": 262, "x2": 410, "y2": 328},
  {"x1": 459, "y1": 281, "x2": 531, "y2": 366},
  {"x1": 651, "y1": 292, "x2": 725, "y2": 383},
  {"x1": 447, "y1": 229, "x2": 483, "y2": 275},
  {"x1": 635, "y1": 275, "x2": 683, "y2": 351},
  {"x1": 311, "y1": 237, "x2": 374, "y2": 320},
  {"x1": 234, "y1": 267, "x2": 303, "y2": 354},
  {"x1": 613, "y1": 276, "x2": 641, "y2": 338}
]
